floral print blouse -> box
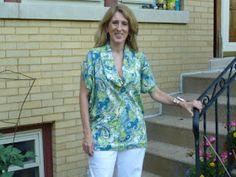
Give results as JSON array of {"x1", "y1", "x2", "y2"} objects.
[{"x1": 81, "y1": 43, "x2": 157, "y2": 151}]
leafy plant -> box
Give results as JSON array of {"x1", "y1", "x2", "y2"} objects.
[
  {"x1": 0, "y1": 142, "x2": 34, "y2": 177},
  {"x1": 186, "y1": 135, "x2": 228, "y2": 177},
  {"x1": 186, "y1": 119, "x2": 236, "y2": 177},
  {"x1": 225, "y1": 120, "x2": 236, "y2": 152}
]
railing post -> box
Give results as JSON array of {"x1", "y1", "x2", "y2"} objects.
[{"x1": 193, "y1": 109, "x2": 200, "y2": 177}]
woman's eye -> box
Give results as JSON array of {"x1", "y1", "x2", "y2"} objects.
[{"x1": 112, "y1": 21, "x2": 119, "y2": 25}]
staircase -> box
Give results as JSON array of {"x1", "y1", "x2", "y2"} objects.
[{"x1": 142, "y1": 57, "x2": 236, "y2": 177}]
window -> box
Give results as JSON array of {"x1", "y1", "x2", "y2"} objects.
[
  {"x1": 0, "y1": 130, "x2": 44, "y2": 177},
  {"x1": 0, "y1": 0, "x2": 188, "y2": 23},
  {"x1": 222, "y1": 0, "x2": 236, "y2": 51},
  {"x1": 120, "y1": 0, "x2": 152, "y2": 3},
  {"x1": 0, "y1": 124, "x2": 53, "y2": 177}
]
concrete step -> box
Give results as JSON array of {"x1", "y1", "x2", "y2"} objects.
[
  {"x1": 145, "y1": 116, "x2": 227, "y2": 149},
  {"x1": 182, "y1": 71, "x2": 236, "y2": 96},
  {"x1": 209, "y1": 57, "x2": 235, "y2": 71},
  {"x1": 142, "y1": 171, "x2": 161, "y2": 177},
  {"x1": 162, "y1": 93, "x2": 236, "y2": 122},
  {"x1": 143, "y1": 141, "x2": 194, "y2": 177}
]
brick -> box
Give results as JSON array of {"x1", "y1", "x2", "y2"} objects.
[
  {"x1": 41, "y1": 57, "x2": 63, "y2": 64},
  {"x1": 6, "y1": 80, "x2": 30, "y2": 88},
  {"x1": 17, "y1": 43, "x2": 40, "y2": 50},
  {"x1": 19, "y1": 57, "x2": 41, "y2": 65},
  {"x1": 16, "y1": 27, "x2": 39, "y2": 34},
  {"x1": 7, "y1": 95, "x2": 29, "y2": 103},
  {"x1": 6, "y1": 50, "x2": 29, "y2": 57},
  {"x1": 34, "y1": 78, "x2": 52, "y2": 86},
  {"x1": 29, "y1": 35, "x2": 51, "y2": 41},
  {"x1": 39, "y1": 42, "x2": 61, "y2": 49},
  {"x1": 20, "y1": 101, "x2": 42, "y2": 109},
  {"x1": 55, "y1": 161, "x2": 79, "y2": 172},
  {"x1": 55, "y1": 120, "x2": 76, "y2": 129},
  {"x1": 0, "y1": 43, "x2": 17, "y2": 50},
  {"x1": 39, "y1": 27, "x2": 60, "y2": 34},
  {"x1": 30, "y1": 64, "x2": 52, "y2": 72},
  {"x1": 6, "y1": 35, "x2": 29, "y2": 42},
  {"x1": 71, "y1": 35, "x2": 93, "y2": 42},
  {"x1": 43, "y1": 113, "x2": 63, "y2": 122},
  {"x1": 0, "y1": 51, "x2": 6, "y2": 58},
  {"x1": 64, "y1": 98, "x2": 79, "y2": 104},
  {"x1": 62, "y1": 84, "x2": 78, "y2": 91},
  {"x1": 64, "y1": 112, "x2": 80, "y2": 120},
  {"x1": 65, "y1": 141, "x2": 80, "y2": 149},
  {"x1": 4, "y1": 20, "x2": 29, "y2": 27},
  {"x1": 0, "y1": 27, "x2": 15, "y2": 34},
  {"x1": 31, "y1": 107, "x2": 53, "y2": 116},
  {"x1": 55, "y1": 134, "x2": 77, "y2": 143},
  {"x1": 0, "y1": 112, "x2": 8, "y2": 120},
  {"x1": 19, "y1": 86, "x2": 40, "y2": 95},
  {"x1": 30, "y1": 49, "x2": 51, "y2": 57},
  {"x1": 52, "y1": 78, "x2": 73, "y2": 84},
  {"x1": 42, "y1": 98, "x2": 64, "y2": 108},
  {"x1": 53, "y1": 91, "x2": 73, "y2": 98},
  {"x1": 62, "y1": 57, "x2": 81, "y2": 63},
  {"x1": 9, "y1": 110, "x2": 32, "y2": 119},
  {"x1": 41, "y1": 71, "x2": 63, "y2": 78},
  {"x1": 40, "y1": 85, "x2": 62, "y2": 92},
  {"x1": 51, "y1": 49, "x2": 72, "y2": 57},
  {"x1": 0, "y1": 96, "x2": 6, "y2": 103},
  {"x1": 28, "y1": 21, "x2": 51, "y2": 27},
  {"x1": 61, "y1": 42, "x2": 82, "y2": 49},
  {"x1": 19, "y1": 116, "x2": 43, "y2": 125},
  {"x1": 60, "y1": 28, "x2": 80, "y2": 35},
  {"x1": 0, "y1": 88, "x2": 18, "y2": 96},
  {"x1": 81, "y1": 28, "x2": 96, "y2": 35},
  {"x1": 0, "y1": 58, "x2": 17, "y2": 65},
  {"x1": 31, "y1": 93, "x2": 52, "y2": 100},
  {"x1": 54, "y1": 105, "x2": 75, "y2": 113}
]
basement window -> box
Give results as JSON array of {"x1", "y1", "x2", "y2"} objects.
[{"x1": 0, "y1": 129, "x2": 45, "y2": 177}]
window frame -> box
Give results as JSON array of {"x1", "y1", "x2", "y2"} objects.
[
  {"x1": 0, "y1": 129, "x2": 44, "y2": 176},
  {"x1": 0, "y1": 124, "x2": 53, "y2": 177},
  {"x1": 221, "y1": 0, "x2": 236, "y2": 51}
]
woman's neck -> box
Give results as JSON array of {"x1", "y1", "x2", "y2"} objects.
[{"x1": 110, "y1": 42, "x2": 125, "y2": 54}]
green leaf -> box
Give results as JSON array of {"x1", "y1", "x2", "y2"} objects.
[{"x1": 0, "y1": 171, "x2": 14, "y2": 177}]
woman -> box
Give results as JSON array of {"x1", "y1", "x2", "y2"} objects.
[{"x1": 80, "y1": 4, "x2": 202, "y2": 177}]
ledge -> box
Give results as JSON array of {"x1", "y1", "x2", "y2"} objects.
[{"x1": 0, "y1": 2, "x2": 189, "y2": 24}]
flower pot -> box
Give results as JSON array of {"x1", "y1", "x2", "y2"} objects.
[{"x1": 105, "y1": 0, "x2": 118, "y2": 7}]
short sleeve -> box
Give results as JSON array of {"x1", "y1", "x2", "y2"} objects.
[
  {"x1": 140, "y1": 53, "x2": 157, "y2": 93},
  {"x1": 81, "y1": 51, "x2": 94, "y2": 93}
]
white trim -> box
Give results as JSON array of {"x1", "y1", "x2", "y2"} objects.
[
  {"x1": 0, "y1": 129, "x2": 45, "y2": 177},
  {"x1": 221, "y1": 0, "x2": 236, "y2": 52},
  {"x1": 0, "y1": 2, "x2": 189, "y2": 23}
]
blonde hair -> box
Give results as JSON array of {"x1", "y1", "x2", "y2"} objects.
[{"x1": 94, "y1": 4, "x2": 139, "y2": 51}]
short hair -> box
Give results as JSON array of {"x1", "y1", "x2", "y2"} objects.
[{"x1": 94, "y1": 4, "x2": 139, "y2": 51}]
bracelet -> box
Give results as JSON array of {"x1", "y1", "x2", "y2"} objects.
[{"x1": 173, "y1": 96, "x2": 186, "y2": 105}]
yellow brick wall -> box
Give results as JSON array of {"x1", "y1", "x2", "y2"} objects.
[{"x1": 0, "y1": 0, "x2": 213, "y2": 176}]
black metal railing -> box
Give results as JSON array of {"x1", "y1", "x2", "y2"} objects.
[{"x1": 193, "y1": 57, "x2": 236, "y2": 177}]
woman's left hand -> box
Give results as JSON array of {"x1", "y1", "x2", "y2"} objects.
[{"x1": 180, "y1": 100, "x2": 203, "y2": 117}]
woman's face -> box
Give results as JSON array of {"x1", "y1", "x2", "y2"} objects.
[{"x1": 107, "y1": 11, "x2": 129, "y2": 47}]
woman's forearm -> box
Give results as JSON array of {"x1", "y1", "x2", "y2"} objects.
[{"x1": 79, "y1": 77, "x2": 91, "y2": 136}]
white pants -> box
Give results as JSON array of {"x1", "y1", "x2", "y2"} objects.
[{"x1": 88, "y1": 148, "x2": 146, "y2": 177}]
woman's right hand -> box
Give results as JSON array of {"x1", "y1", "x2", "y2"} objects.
[{"x1": 82, "y1": 133, "x2": 94, "y2": 156}]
